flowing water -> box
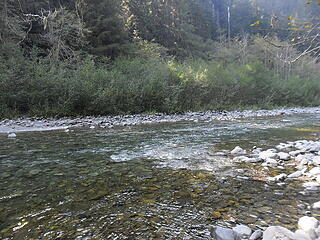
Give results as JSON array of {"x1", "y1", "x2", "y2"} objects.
[{"x1": 1, "y1": 111, "x2": 320, "y2": 239}]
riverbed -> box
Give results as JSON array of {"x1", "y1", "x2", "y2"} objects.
[{"x1": 0, "y1": 108, "x2": 320, "y2": 239}]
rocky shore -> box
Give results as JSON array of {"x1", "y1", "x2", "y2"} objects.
[
  {"x1": 211, "y1": 138, "x2": 320, "y2": 240},
  {"x1": 1, "y1": 107, "x2": 320, "y2": 133}
]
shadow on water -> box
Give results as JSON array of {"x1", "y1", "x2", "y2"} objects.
[{"x1": 0, "y1": 112, "x2": 320, "y2": 239}]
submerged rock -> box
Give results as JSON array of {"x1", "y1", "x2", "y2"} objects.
[{"x1": 7, "y1": 133, "x2": 16, "y2": 138}]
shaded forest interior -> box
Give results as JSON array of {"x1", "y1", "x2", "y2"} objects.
[{"x1": 0, "y1": 0, "x2": 319, "y2": 117}]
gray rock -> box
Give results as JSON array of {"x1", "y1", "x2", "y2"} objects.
[
  {"x1": 278, "y1": 152, "x2": 291, "y2": 161},
  {"x1": 287, "y1": 170, "x2": 303, "y2": 178},
  {"x1": 263, "y1": 226, "x2": 295, "y2": 240},
  {"x1": 28, "y1": 169, "x2": 41, "y2": 176},
  {"x1": 232, "y1": 225, "x2": 252, "y2": 238},
  {"x1": 231, "y1": 146, "x2": 247, "y2": 155},
  {"x1": 249, "y1": 230, "x2": 263, "y2": 240},
  {"x1": 298, "y1": 216, "x2": 319, "y2": 231},
  {"x1": 210, "y1": 226, "x2": 237, "y2": 240}
]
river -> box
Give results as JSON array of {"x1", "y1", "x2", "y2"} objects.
[{"x1": 0, "y1": 108, "x2": 320, "y2": 239}]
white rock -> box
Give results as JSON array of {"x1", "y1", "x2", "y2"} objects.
[
  {"x1": 298, "y1": 216, "x2": 319, "y2": 231},
  {"x1": 294, "y1": 229, "x2": 315, "y2": 240},
  {"x1": 232, "y1": 225, "x2": 252, "y2": 238},
  {"x1": 268, "y1": 173, "x2": 287, "y2": 182},
  {"x1": 287, "y1": 170, "x2": 303, "y2": 178},
  {"x1": 303, "y1": 182, "x2": 320, "y2": 190},
  {"x1": 289, "y1": 150, "x2": 303, "y2": 157},
  {"x1": 263, "y1": 226, "x2": 295, "y2": 240},
  {"x1": 296, "y1": 154, "x2": 315, "y2": 162},
  {"x1": 313, "y1": 156, "x2": 320, "y2": 165},
  {"x1": 7, "y1": 133, "x2": 16, "y2": 138},
  {"x1": 312, "y1": 201, "x2": 320, "y2": 209},
  {"x1": 266, "y1": 158, "x2": 278, "y2": 165},
  {"x1": 210, "y1": 226, "x2": 236, "y2": 240},
  {"x1": 315, "y1": 226, "x2": 320, "y2": 238},
  {"x1": 259, "y1": 151, "x2": 278, "y2": 160},
  {"x1": 316, "y1": 176, "x2": 320, "y2": 184},
  {"x1": 278, "y1": 152, "x2": 291, "y2": 161},
  {"x1": 309, "y1": 167, "x2": 320, "y2": 177},
  {"x1": 249, "y1": 230, "x2": 263, "y2": 240},
  {"x1": 252, "y1": 148, "x2": 262, "y2": 154},
  {"x1": 231, "y1": 146, "x2": 246, "y2": 155}
]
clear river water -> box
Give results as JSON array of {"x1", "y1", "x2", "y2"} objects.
[{"x1": 1, "y1": 110, "x2": 320, "y2": 239}]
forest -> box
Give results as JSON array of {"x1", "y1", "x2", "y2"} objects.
[{"x1": 0, "y1": 0, "x2": 320, "y2": 117}]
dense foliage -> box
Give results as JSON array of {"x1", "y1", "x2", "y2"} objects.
[{"x1": 0, "y1": 0, "x2": 319, "y2": 117}]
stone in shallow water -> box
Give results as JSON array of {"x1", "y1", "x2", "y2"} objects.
[
  {"x1": 232, "y1": 224, "x2": 252, "y2": 238},
  {"x1": 263, "y1": 226, "x2": 295, "y2": 240},
  {"x1": 298, "y1": 216, "x2": 319, "y2": 231},
  {"x1": 210, "y1": 226, "x2": 236, "y2": 240},
  {"x1": 7, "y1": 133, "x2": 16, "y2": 138}
]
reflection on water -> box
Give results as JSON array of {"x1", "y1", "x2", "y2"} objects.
[{"x1": 0, "y1": 112, "x2": 320, "y2": 239}]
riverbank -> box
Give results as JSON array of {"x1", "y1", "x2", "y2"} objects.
[
  {"x1": 210, "y1": 137, "x2": 320, "y2": 239},
  {"x1": 1, "y1": 107, "x2": 320, "y2": 133}
]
